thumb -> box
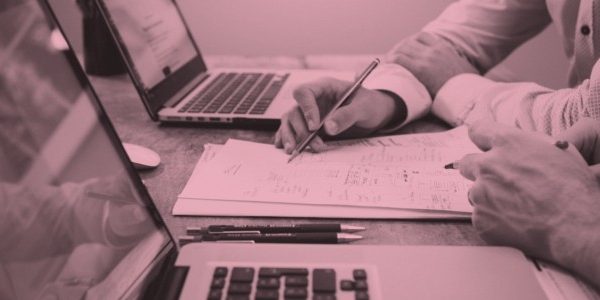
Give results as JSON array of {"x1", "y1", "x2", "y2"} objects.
[
  {"x1": 107, "y1": 204, "x2": 152, "y2": 243},
  {"x1": 324, "y1": 105, "x2": 361, "y2": 135},
  {"x1": 590, "y1": 164, "x2": 600, "y2": 184},
  {"x1": 556, "y1": 118, "x2": 600, "y2": 164}
]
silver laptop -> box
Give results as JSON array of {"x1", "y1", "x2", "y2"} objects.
[
  {"x1": 88, "y1": 0, "x2": 353, "y2": 126},
  {"x1": 1, "y1": 1, "x2": 553, "y2": 299}
]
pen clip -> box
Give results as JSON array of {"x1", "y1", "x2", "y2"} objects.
[
  {"x1": 215, "y1": 240, "x2": 256, "y2": 244},
  {"x1": 209, "y1": 230, "x2": 261, "y2": 234}
]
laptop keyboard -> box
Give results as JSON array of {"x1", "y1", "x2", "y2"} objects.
[
  {"x1": 179, "y1": 72, "x2": 289, "y2": 115},
  {"x1": 206, "y1": 266, "x2": 371, "y2": 300}
]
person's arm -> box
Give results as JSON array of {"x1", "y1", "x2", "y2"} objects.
[
  {"x1": 386, "y1": 0, "x2": 551, "y2": 98},
  {"x1": 433, "y1": 59, "x2": 600, "y2": 136},
  {"x1": 457, "y1": 120, "x2": 600, "y2": 290},
  {"x1": 421, "y1": 0, "x2": 551, "y2": 74}
]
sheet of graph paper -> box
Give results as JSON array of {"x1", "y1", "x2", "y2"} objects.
[{"x1": 179, "y1": 127, "x2": 479, "y2": 213}]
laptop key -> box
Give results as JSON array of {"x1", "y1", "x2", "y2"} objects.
[
  {"x1": 227, "y1": 283, "x2": 252, "y2": 295},
  {"x1": 231, "y1": 267, "x2": 255, "y2": 283},
  {"x1": 207, "y1": 289, "x2": 222, "y2": 300},
  {"x1": 354, "y1": 280, "x2": 368, "y2": 291},
  {"x1": 313, "y1": 294, "x2": 336, "y2": 300},
  {"x1": 211, "y1": 277, "x2": 226, "y2": 289},
  {"x1": 355, "y1": 291, "x2": 369, "y2": 300},
  {"x1": 340, "y1": 280, "x2": 354, "y2": 291},
  {"x1": 226, "y1": 295, "x2": 250, "y2": 300},
  {"x1": 214, "y1": 267, "x2": 228, "y2": 278},
  {"x1": 353, "y1": 269, "x2": 367, "y2": 280},
  {"x1": 255, "y1": 289, "x2": 279, "y2": 300},
  {"x1": 285, "y1": 276, "x2": 308, "y2": 287},
  {"x1": 284, "y1": 287, "x2": 307, "y2": 299},
  {"x1": 312, "y1": 269, "x2": 336, "y2": 293},
  {"x1": 257, "y1": 277, "x2": 280, "y2": 289},
  {"x1": 259, "y1": 268, "x2": 309, "y2": 277}
]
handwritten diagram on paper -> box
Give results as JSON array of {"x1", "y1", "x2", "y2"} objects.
[{"x1": 180, "y1": 128, "x2": 478, "y2": 213}]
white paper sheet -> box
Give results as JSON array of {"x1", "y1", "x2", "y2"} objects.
[{"x1": 178, "y1": 127, "x2": 478, "y2": 215}]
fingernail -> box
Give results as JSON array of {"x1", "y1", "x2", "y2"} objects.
[
  {"x1": 305, "y1": 114, "x2": 315, "y2": 129},
  {"x1": 554, "y1": 140, "x2": 569, "y2": 150},
  {"x1": 325, "y1": 120, "x2": 338, "y2": 134},
  {"x1": 284, "y1": 142, "x2": 292, "y2": 152}
]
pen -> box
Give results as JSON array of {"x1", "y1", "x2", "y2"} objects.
[
  {"x1": 187, "y1": 223, "x2": 366, "y2": 234},
  {"x1": 287, "y1": 58, "x2": 381, "y2": 163},
  {"x1": 443, "y1": 140, "x2": 571, "y2": 170},
  {"x1": 181, "y1": 232, "x2": 362, "y2": 244}
]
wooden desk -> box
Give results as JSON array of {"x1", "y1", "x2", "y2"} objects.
[{"x1": 91, "y1": 55, "x2": 484, "y2": 246}]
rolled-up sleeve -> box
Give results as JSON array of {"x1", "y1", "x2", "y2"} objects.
[
  {"x1": 422, "y1": 0, "x2": 552, "y2": 73},
  {"x1": 433, "y1": 59, "x2": 600, "y2": 135},
  {"x1": 362, "y1": 63, "x2": 432, "y2": 130}
]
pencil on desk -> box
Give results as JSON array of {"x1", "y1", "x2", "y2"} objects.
[{"x1": 287, "y1": 58, "x2": 381, "y2": 163}]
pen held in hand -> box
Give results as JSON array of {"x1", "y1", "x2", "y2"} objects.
[{"x1": 287, "y1": 58, "x2": 381, "y2": 163}]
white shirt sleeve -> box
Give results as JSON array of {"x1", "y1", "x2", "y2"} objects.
[
  {"x1": 361, "y1": 63, "x2": 432, "y2": 131},
  {"x1": 433, "y1": 59, "x2": 600, "y2": 135}
]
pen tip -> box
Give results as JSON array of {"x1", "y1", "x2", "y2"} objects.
[
  {"x1": 444, "y1": 162, "x2": 456, "y2": 170},
  {"x1": 287, "y1": 151, "x2": 299, "y2": 163},
  {"x1": 341, "y1": 225, "x2": 366, "y2": 233},
  {"x1": 338, "y1": 233, "x2": 363, "y2": 243}
]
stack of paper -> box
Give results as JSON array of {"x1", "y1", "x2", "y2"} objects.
[{"x1": 174, "y1": 126, "x2": 480, "y2": 219}]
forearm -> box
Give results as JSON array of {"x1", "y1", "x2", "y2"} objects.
[
  {"x1": 432, "y1": 73, "x2": 596, "y2": 135},
  {"x1": 422, "y1": 0, "x2": 550, "y2": 72}
]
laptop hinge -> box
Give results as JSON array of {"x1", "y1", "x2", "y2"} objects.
[
  {"x1": 153, "y1": 265, "x2": 189, "y2": 300},
  {"x1": 164, "y1": 73, "x2": 210, "y2": 108}
]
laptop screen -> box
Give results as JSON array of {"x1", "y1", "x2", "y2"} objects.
[
  {"x1": 101, "y1": 0, "x2": 197, "y2": 89},
  {"x1": 0, "y1": 1, "x2": 174, "y2": 299},
  {"x1": 96, "y1": 0, "x2": 208, "y2": 117}
]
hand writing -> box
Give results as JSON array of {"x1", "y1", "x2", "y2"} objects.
[{"x1": 275, "y1": 77, "x2": 399, "y2": 153}]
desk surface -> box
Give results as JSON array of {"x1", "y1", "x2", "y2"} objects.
[{"x1": 91, "y1": 55, "x2": 484, "y2": 246}]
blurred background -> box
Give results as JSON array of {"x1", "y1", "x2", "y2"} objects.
[{"x1": 53, "y1": 0, "x2": 568, "y2": 89}]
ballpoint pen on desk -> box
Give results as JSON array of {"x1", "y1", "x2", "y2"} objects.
[
  {"x1": 186, "y1": 223, "x2": 366, "y2": 234},
  {"x1": 287, "y1": 58, "x2": 381, "y2": 163},
  {"x1": 179, "y1": 232, "x2": 362, "y2": 245}
]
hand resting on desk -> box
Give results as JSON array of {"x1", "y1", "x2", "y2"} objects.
[
  {"x1": 456, "y1": 120, "x2": 600, "y2": 290},
  {"x1": 274, "y1": 77, "x2": 400, "y2": 153}
]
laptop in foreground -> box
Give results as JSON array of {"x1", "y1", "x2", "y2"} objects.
[
  {"x1": 0, "y1": 1, "x2": 558, "y2": 299},
  {"x1": 54, "y1": 0, "x2": 353, "y2": 127}
]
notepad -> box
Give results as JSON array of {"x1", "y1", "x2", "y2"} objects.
[{"x1": 174, "y1": 127, "x2": 480, "y2": 219}]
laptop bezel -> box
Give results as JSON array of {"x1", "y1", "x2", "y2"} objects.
[{"x1": 93, "y1": 0, "x2": 210, "y2": 121}]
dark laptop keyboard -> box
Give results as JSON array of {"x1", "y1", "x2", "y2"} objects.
[
  {"x1": 207, "y1": 266, "x2": 370, "y2": 300},
  {"x1": 179, "y1": 72, "x2": 289, "y2": 115}
]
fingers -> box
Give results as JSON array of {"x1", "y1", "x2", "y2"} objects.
[
  {"x1": 414, "y1": 31, "x2": 440, "y2": 46},
  {"x1": 278, "y1": 112, "x2": 297, "y2": 153},
  {"x1": 556, "y1": 118, "x2": 600, "y2": 164},
  {"x1": 467, "y1": 120, "x2": 515, "y2": 151},
  {"x1": 324, "y1": 105, "x2": 360, "y2": 135},
  {"x1": 293, "y1": 77, "x2": 346, "y2": 131},
  {"x1": 467, "y1": 181, "x2": 487, "y2": 206},
  {"x1": 456, "y1": 153, "x2": 483, "y2": 181},
  {"x1": 293, "y1": 86, "x2": 321, "y2": 131},
  {"x1": 277, "y1": 107, "x2": 327, "y2": 154},
  {"x1": 590, "y1": 164, "x2": 600, "y2": 184}
]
